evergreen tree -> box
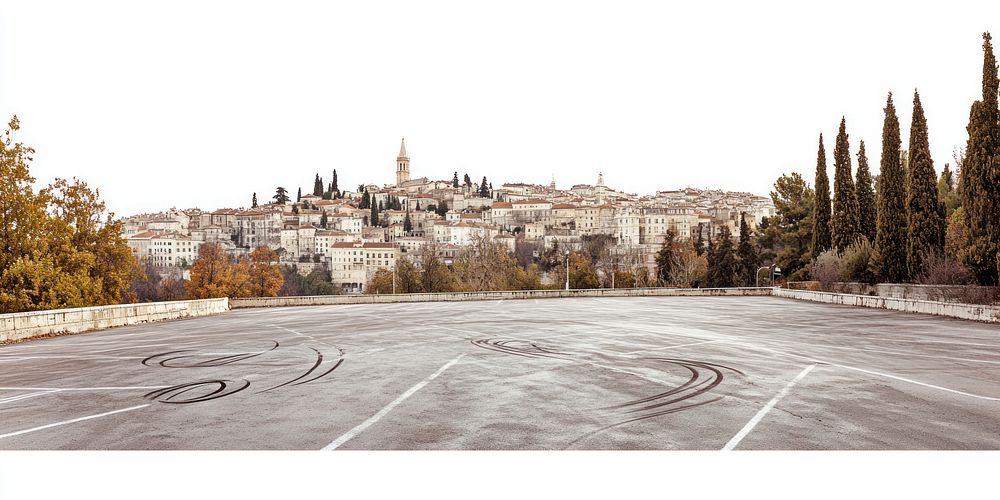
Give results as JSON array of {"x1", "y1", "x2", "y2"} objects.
[
  {"x1": 313, "y1": 174, "x2": 323, "y2": 197},
  {"x1": 654, "y1": 230, "x2": 677, "y2": 286},
  {"x1": 464, "y1": 173, "x2": 472, "y2": 188},
  {"x1": 479, "y1": 176, "x2": 490, "y2": 198},
  {"x1": 855, "y1": 140, "x2": 877, "y2": 243},
  {"x1": 906, "y1": 90, "x2": 945, "y2": 278},
  {"x1": 370, "y1": 202, "x2": 379, "y2": 227},
  {"x1": 938, "y1": 163, "x2": 959, "y2": 218},
  {"x1": 331, "y1": 169, "x2": 339, "y2": 196},
  {"x1": 273, "y1": 187, "x2": 290, "y2": 204},
  {"x1": 708, "y1": 226, "x2": 737, "y2": 287},
  {"x1": 403, "y1": 210, "x2": 412, "y2": 234},
  {"x1": 320, "y1": 212, "x2": 328, "y2": 229},
  {"x1": 959, "y1": 32, "x2": 1000, "y2": 284},
  {"x1": 737, "y1": 213, "x2": 760, "y2": 286},
  {"x1": 831, "y1": 118, "x2": 859, "y2": 251},
  {"x1": 416, "y1": 201, "x2": 421, "y2": 211},
  {"x1": 360, "y1": 189, "x2": 370, "y2": 209},
  {"x1": 763, "y1": 173, "x2": 815, "y2": 281},
  {"x1": 876, "y1": 93, "x2": 909, "y2": 282},
  {"x1": 251, "y1": 192, "x2": 258, "y2": 208},
  {"x1": 436, "y1": 201, "x2": 449, "y2": 217},
  {"x1": 296, "y1": 187, "x2": 301, "y2": 202},
  {"x1": 453, "y1": 172, "x2": 459, "y2": 188},
  {"x1": 812, "y1": 134, "x2": 832, "y2": 257},
  {"x1": 292, "y1": 203, "x2": 299, "y2": 214},
  {"x1": 695, "y1": 227, "x2": 705, "y2": 256},
  {"x1": 705, "y1": 233, "x2": 717, "y2": 284}
]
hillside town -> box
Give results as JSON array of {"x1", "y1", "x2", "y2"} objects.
[{"x1": 123, "y1": 139, "x2": 775, "y2": 293}]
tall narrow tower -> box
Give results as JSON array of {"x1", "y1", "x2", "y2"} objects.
[{"x1": 396, "y1": 137, "x2": 410, "y2": 187}]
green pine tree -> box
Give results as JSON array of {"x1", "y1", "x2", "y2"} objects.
[
  {"x1": 812, "y1": 134, "x2": 832, "y2": 257},
  {"x1": 479, "y1": 176, "x2": 490, "y2": 198},
  {"x1": 876, "y1": 93, "x2": 909, "y2": 282},
  {"x1": 370, "y1": 201, "x2": 379, "y2": 227},
  {"x1": 273, "y1": 187, "x2": 290, "y2": 204},
  {"x1": 959, "y1": 32, "x2": 1000, "y2": 285},
  {"x1": 906, "y1": 90, "x2": 945, "y2": 278},
  {"x1": 694, "y1": 227, "x2": 706, "y2": 256},
  {"x1": 737, "y1": 213, "x2": 760, "y2": 286},
  {"x1": 831, "y1": 118, "x2": 860, "y2": 251},
  {"x1": 937, "y1": 163, "x2": 959, "y2": 218},
  {"x1": 708, "y1": 226, "x2": 737, "y2": 287},
  {"x1": 320, "y1": 212, "x2": 328, "y2": 228},
  {"x1": 403, "y1": 210, "x2": 412, "y2": 234},
  {"x1": 296, "y1": 187, "x2": 301, "y2": 202},
  {"x1": 332, "y1": 169, "x2": 339, "y2": 196},
  {"x1": 855, "y1": 140, "x2": 877, "y2": 243},
  {"x1": 654, "y1": 229, "x2": 677, "y2": 286}
]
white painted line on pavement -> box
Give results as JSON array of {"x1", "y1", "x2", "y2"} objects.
[
  {"x1": 722, "y1": 364, "x2": 816, "y2": 451},
  {"x1": 323, "y1": 354, "x2": 465, "y2": 450},
  {"x1": 0, "y1": 390, "x2": 60, "y2": 405},
  {"x1": 0, "y1": 404, "x2": 150, "y2": 440}
]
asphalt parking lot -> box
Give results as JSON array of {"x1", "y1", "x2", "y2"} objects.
[{"x1": 1, "y1": 295, "x2": 999, "y2": 450}]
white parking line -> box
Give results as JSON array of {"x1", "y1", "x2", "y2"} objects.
[
  {"x1": 323, "y1": 354, "x2": 465, "y2": 450},
  {"x1": 0, "y1": 404, "x2": 150, "y2": 440},
  {"x1": 722, "y1": 364, "x2": 816, "y2": 450}
]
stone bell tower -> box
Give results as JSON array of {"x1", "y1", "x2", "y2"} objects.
[{"x1": 396, "y1": 137, "x2": 410, "y2": 187}]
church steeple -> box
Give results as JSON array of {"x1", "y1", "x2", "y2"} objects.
[{"x1": 396, "y1": 137, "x2": 411, "y2": 187}]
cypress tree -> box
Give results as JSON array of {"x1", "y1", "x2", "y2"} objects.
[
  {"x1": 737, "y1": 213, "x2": 759, "y2": 286},
  {"x1": 463, "y1": 173, "x2": 472, "y2": 188},
  {"x1": 831, "y1": 118, "x2": 859, "y2": 251},
  {"x1": 906, "y1": 90, "x2": 945, "y2": 278},
  {"x1": 332, "y1": 169, "x2": 339, "y2": 196},
  {"x1": 960, "y1": 32, "x2": 1000, "y2": 284},
  {"x1": 251, "y1": 192, "x2": 258, "y2": 208},
  {"x1": 695, "y1": 227, "x2": 705, "y2": 256},
  {"x1": 370, "y1": 202, "x2": 379, "y2": 227},
  {"x1": 313, "y1": 174, "x2": 323, "y2": 197},
  {"x1": 452, "y1": 172, "x2": 459, "y2": 188},
  {"x1": 403, "y1": 210, "x2": 412, "y2": 234},
  {"x1": 812, "y1": 134, "x2": 832, "y2": 257},
  {"x1": 855, "y1": 140, "x2": 877, "y2": 243},
  {"x1": 320, "y1": 212, "x2": 328, "y2": 229},
  {"x1": 296, "y1": 187, "x2": 301, "y2": 202},
  {"x1": 361, "y1": 189, "x2": 370, "y2": 209},
  {"x1": 876, "y1": 93, "x2": 909, "y2": 282}
]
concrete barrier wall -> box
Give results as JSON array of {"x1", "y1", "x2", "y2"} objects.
[
  {"x1": 0, "y1": 298, "x2": 230, "y2": 343},
  {"x1": 229, "y1": 287, "x2": 774, "y2": 308},
  {"x1": 787, "y1": 281, "x2": 1000, "y2": 304},
  {"x1": 774, "y1": 288, "x2": 1000, "y2": 323}
]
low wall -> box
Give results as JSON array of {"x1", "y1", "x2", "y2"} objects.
[
  {"x1": 0, "y1": 298, "x2": 230, "y2": 343},
  {"x1": 229, "y1": 287, "x2": 774, "y2": 308},
  {"x1": 787, "y1": 281, "x2": 1000, "y2": 304},
  {"x1": 774, "y1": 288, "x2": 1000, "y2": 323}
]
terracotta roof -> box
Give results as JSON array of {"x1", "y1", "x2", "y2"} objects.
[{"x1": 490, "y1": 202, "x2": 513, "y2": 209}]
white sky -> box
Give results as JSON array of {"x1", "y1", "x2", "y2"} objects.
[{"x1": 1, "y1": 1, "x2": 996, "y2": 216}]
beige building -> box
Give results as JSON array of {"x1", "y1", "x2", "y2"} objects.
[{"x1": 328, "y1": 242, "x2": 399, "y2": 293}]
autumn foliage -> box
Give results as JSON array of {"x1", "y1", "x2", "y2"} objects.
[
  {"x1": 0, "y1": 117, "x2": 141, "y2": 313},
  {"x1": 186, "y1": 244, "x2": 283, "y2": 299}
]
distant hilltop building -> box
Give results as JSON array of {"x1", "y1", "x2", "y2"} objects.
[{"x1": 396, "y1": 137, "x2": 410, "y2": 187}]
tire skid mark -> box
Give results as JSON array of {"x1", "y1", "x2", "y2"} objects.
[
  {"x1": 471, "y1": 338, "x2": 571, "y2": 359},
  {"x1": 257, "y1": 348, "x2": 344, "y2": 393},
  {"x1": 144, "y1": 380, "x2": 250, "y2": 404},
  {"x1": 566, "y1": 358, "x2": 745, "y2": 449}
]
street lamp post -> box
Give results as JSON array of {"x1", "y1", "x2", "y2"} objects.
[
  {"x1": 755, "y1": 266, "x2": 770, "y2": 287},
  {"x1": 564, "y1": 250, "x2": 570, "y2": 291}
]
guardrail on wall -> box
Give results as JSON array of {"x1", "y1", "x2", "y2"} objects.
[
  {"x1": 773, "y1": 288, "x2": 1000, "y2": 323},
  {"x1": 229, "y1": 287, "x2": 775, "y2": 308},
  {"x1": 0, "y1": 298, "x2": 230, "y2": 343}
]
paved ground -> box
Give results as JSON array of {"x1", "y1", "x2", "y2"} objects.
[{"x1": 1, "y1": 296, "x2": 999, "y2": 450}]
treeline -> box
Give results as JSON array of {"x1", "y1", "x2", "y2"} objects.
[
  {"x1": 130, "y1": 244, "x2": 287, "y2": 302},
  {"x1": 0, "y1": 117, "x2": 139, "y2": 313},
  {"x1": 761, "y1": 33, "x2": 1000, "y2": 287}
]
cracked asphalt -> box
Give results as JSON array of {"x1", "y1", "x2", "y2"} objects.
[{"x1": 1, "y1": 295, "x2": 999, "y2": 449}]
